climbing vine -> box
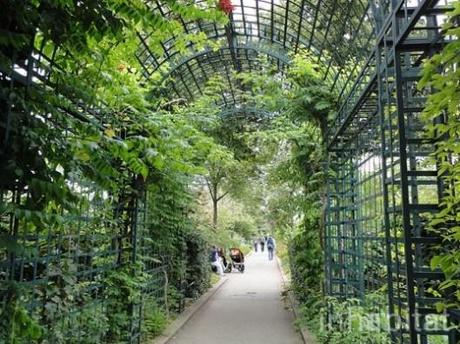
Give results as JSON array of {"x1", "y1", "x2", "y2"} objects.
[
  {"x1": 418, "y1": 2, "x2": 460, "y2": 311},
  {"x1": 0, "y1": 1, "x2": 226, "y2": 342},
  {"x1": 1, "y1": 1, "x2": 456, "y2": 343}
]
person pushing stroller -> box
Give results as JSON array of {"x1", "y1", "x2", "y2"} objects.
[{"x1": 229, "y1": 248, "x2": 245, "y2": 272}]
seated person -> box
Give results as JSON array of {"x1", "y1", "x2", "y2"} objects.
[
  {"x1": 218, "y1": 248, "x2": 228, "y2": 269},
  {"x1": 210, "y1": 245, "x2": 224, "y2": 276}
]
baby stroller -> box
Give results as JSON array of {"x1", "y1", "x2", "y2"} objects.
[{"x1": 229, "y1": 248, "x2": 245, "y2": 273}]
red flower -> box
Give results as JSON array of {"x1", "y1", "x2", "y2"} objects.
[{"x1": 218, "y1": 0, "x2": 234, "y2": 14}]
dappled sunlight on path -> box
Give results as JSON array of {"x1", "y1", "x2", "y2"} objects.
[{"x1": 167, "y1": 252, "x2": 303, "y2": 344}]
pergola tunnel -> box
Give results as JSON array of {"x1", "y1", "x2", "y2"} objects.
[{"x1": 0, "y1": 0, "x2": 459, "y2": 343}]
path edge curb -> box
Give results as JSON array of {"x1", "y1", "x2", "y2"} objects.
[
  {"x1": 150, "y1": 277, "x2": 228, "y2": 344},
  {"x1": 276, "y1": 256, "x2": 317, "y2": 344}
]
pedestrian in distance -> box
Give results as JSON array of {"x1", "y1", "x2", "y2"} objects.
[
  {"x1": 260, "y1": 237, "x2": 265, "y2": 252},
  {"x1": 253, "y1": 239, "x2": 258, "y2": 252},
  {"x1": 266, "y1": 236, "x2": 276, "y2": 261}
]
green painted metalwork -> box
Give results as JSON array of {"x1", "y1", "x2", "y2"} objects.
[
  {"x1": 136, "y1": 1, "x2": 458, "y2": 343},
  {"x1": 137, "y1": 0, "x2": 377, "y2": 106},
  {"x1": 1, "y1": 0, "x2": 458, "y2": 343}
]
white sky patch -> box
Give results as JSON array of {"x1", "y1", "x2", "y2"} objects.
[{"x1": 231, "y1": 0, "x2": 283, "y2": 37}]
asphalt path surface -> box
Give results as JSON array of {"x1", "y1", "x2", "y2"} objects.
[{"x1": 167, "y1": 251, "x2": 303, "y2": 344}]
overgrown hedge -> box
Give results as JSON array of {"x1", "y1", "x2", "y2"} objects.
[{"x1": 288, "y1": 217, "x2": 323, "y2": 308}]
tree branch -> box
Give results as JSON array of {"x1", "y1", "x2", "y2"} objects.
[
  {"x1": 158, "y1": 97, "x2": 188, "y2": 110},
  {"x1": 217, "y1": 191, "x2": 229, "y2": 202}
]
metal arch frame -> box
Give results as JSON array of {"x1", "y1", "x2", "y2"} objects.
[
  {"x1": 163, "y1": 42, "x2": 291, "y2": 80},
  {"x1": 137, "y1": 0, "x2": 377, "y2": 105},
  {"x1": 159, "y1": 43, "x2": 291, "y2": 103},
  {"x1": 219, "y1": 105, "x2": 276, "y2": 119},
  {"x1": 149, "y1": 0, "x2": 354, "y2": 55},
  {"x1": 139, "y1": 29, "x2": 323, "y2": 76}
]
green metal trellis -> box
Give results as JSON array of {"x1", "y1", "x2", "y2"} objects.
[
  {"x1": 325, "y1": 0, "x2": 458, "y2": 342},
  {"x1": 1, "y1": 0, "x2": 459, "y2": 343},
  {"x1": 137, "y1": 1, "x2": 458, "y2": 342}
]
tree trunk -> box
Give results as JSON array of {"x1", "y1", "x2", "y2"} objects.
[
  {"x1": 212, "y1": 181, "x2": 218, "y2": 228},
  {"x1": 212, "y1": 197, "x2": 218, "y2": 228}
]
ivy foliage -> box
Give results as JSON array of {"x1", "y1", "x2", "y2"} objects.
[
  {"x1": 418, "y1": 2, "x2": 460, "y2": 310},
  {"x1": 265, "y1": 119, "x2": 326, "y2": 314},
  {"x1": 3, "y1": 1, "x2": 456, "y2": 344},
  {"x1": 0, "y1": 1, "x2": 227, "y2": 342},
  {"x1": 310, "y1": 295, "x2": 391, "y2": 344}
]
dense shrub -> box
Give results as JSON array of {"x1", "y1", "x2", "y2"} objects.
[
  {"x1": 184, "y1": 230, "x2": 211, "y2": 299},
  {"x1": 289, "y1": 217, "x2": 323, "y2": 307}
]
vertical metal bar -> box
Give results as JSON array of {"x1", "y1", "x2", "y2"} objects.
[
  {"x1": 308, "y1": 0, "x2": 321, "y2": 49},
  {"x1": 325, "y1": 159, "x2": 332, "y2": 296},
  {"x1": 240, "y1": 0, "x2": 247, "y2": 36},
  {"x1": 338, "y1": 156, "x2": 345, "y2": 298},
  {"x1": 178, "y1": 70, "x2": 194, "y2": 100},
  {"x1": 315, "y1": 0, "x2": 340, "y2": 64},
  {"x1": 185, "y1": 62, "x2": 203, "y2": 95},
  {"x1": 271, "y1": 0, "x2": 275, "y2": 43},
  {"x1": 294, "y1": 0, "x2": 305, "y2": 54},
  {"x1": 255, "y1": 0, "x2": 261, "y2": 38},
  {"x1": 377, "y1": 44, "x2": 397, "y2": 342},
  {"x1": 393, "y1": 35, "x2": 418, "y2": 344},
  {"x1": 283, "y1": 0, "x2": 290, "y2": 48}
]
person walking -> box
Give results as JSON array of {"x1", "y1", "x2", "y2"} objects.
[
  {"x1": 266, "y1": 236, "x2": 276, "y2": 261},
  {"x1": 253, "y1": 239, "x2": 258, "y2": 252},
  {"x1": 260, "y1": 237, "x2": 265, "y2": 252},
  {"x1": 210, "y1": 245, "x2": 224, "y2": 276}
]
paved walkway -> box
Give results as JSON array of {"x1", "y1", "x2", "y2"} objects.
[{"x1": 167, "y1": 251, "x2": 303, "y2": 344}]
